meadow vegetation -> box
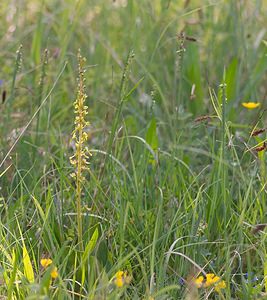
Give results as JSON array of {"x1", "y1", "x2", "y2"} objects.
[{"x1": 0, "y1": 0, "x2": 267, "y2": 299}]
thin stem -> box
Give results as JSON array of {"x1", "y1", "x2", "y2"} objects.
[{"x1": 77, "y1": 137, "x2": 83, "y2": 251}]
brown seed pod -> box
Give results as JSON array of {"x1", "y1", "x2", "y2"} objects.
[
  {"x1": 255, "y1": 142, "x2": 266, "y2": 152},
  {"x1": 2, "y1": 90, "x2": 6, "y2": 103},
  {"x1": 251, "y1": 128, "x2": 265, "y2": 136},
  {"x1": 194, "y1": 115, "x2": 211, "y2": 123},
  {"x1": 185, "y1": 36, "x2": 197, "y2": 42}
]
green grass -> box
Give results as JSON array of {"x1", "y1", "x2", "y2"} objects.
[{"x1": 0, "y1": 0, "x2": 267, "y2": 299}]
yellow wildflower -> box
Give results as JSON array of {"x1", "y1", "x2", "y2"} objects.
[
  {"x1": 40, "y1": 258, "x2": 52, "y2": 268},
  {"x1": 204, "y1": 273, "x2": 220, "y2": 287},
  {"x1": 115, "y1": 277, "x2": 124, "y2": 287},
  {"x1": 242, "y1": 102, "x2": 261, "y2": 109},
  {"x1": 114, "y1": 270, "x2": 131, "y2": 288},
  {"x1": 214, "y1": 279, "x2": 226, "y2": 292},
  {"x1": 194, "y1": 275, "x2": 204, "y2": 288},
  {"x1": 194, "y1": 273, "x2": 226, "y2": 293},
  {"x1": 51, "y1": 267, "x2": 58, "y2": 279},
  {"x1": 40, "y1": 258, "x2": 58, "y2": 279}
]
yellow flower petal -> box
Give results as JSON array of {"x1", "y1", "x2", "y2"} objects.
[
  {"x1": 115, "y1": 271, "x2": 124, "y2": 278},
  {"x1": 214, "y1": 280, "x2": 226, "y2": 292},
  {"x1": 199, "y1": 273, "x2": 226, "y2": 292},
  {"x1": 114, "y1": 276, "x2": 124, "y2": 288},
  {"x1": 113, "y1": 270, "x2": 131, "y2": 288},
  {"x1": 204, "y1": 273, "x2": 220, "y2": 287},
  {"x1": 51, "y1": 267, "x2": 58, "y2": 279},
  {"x1": 242, "y1": 102, "x2": 261, "y2": 109},
  {"x1": 40, "y1": 258, "x2": 53, "y2": 268},
  {"x1": 194, "y1": 275, "x2": 204, "y2": 288}
]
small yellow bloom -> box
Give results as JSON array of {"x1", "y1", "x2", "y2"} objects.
[
  {"x1": 242, "y1": 102, "x2": 261, "y2": 109},
  {"x1": 114, "y1": 270, "x2": 131, "y2": 288},
  {"x1": 114, "y1": 276, "x2": 124, "y2": 288},
  {"x1": 194, "y1": 273, "x2": 226, "y2": 293},
  {"x1": 51, "y1": 267, "x2": 58, "y2": 279},
  {"x1": 41, "y1": 258, "x2": 58, "y2": 279},
  {"x1": 204, "y1": 273, "x2": 220, "y2": 287},
  {"x1": 194, "y1": 275, "x2": 204, "y2": 288},
  {"x1": 40, "y1": 258, "x2": 53, "y2": 268},
  {"x1": 214, "y1": 279, "x2": 226, "y2": 292},
  {"x1": 115, "y1": 271, "x2": 124, "y2": 277}
]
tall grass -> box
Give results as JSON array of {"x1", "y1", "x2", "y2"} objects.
[{"x1": 0, "y1": 0, "x2": 267, "y2": 299}]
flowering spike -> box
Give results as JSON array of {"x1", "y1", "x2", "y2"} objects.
[{"x1": 70, "y1": 50, "x2": 91, "y2": 250}]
